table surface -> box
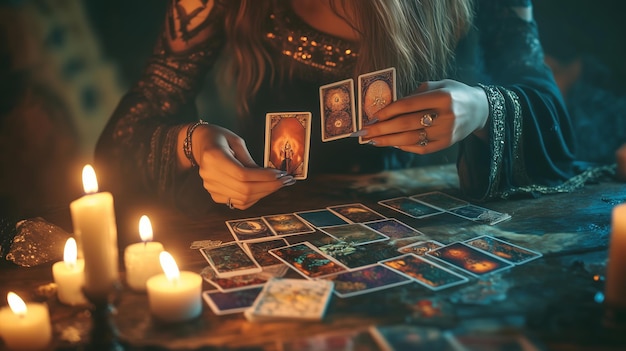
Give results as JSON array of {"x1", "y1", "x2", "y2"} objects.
[{"x1": 1, "y1": 164, "x2": 626, "y2": 351}]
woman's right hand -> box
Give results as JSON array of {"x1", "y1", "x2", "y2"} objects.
[{"x1": 190, "y1": 124, "x2": 295, "y2": 209}]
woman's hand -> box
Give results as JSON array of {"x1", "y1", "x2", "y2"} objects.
[
  {"x1": 358, "y1": 79, "x2": 490, "y2": 154},
  {"x1": 190, "y1": 124, "x2": 295, "y2": 209}
]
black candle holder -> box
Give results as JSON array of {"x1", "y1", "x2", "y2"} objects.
[{"x1": 84, "y1": 284, "x2": 125, "y2": 351}]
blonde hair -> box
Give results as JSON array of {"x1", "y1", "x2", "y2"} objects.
[{"x1": 220, "y1": 0, "x2": 474, "y2": 115}]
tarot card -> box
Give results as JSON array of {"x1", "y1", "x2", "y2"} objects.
[
  {"x1": 319, "y1": 241, "x2": 401, "y2": 269},
  {"x1": 264, "y1": 112, "x2": 312, "y2": 179},
  {"x1": 364, "y1": 218, "x2": 427, "y2": 241},
  {"x1": 200, "y1": 265, "x2": 269, "y2": 292},
  {"x1": 327, "y1": 203, "x2": 386, "y2": 223},
  {"x1": 427, "y1": 242, "x2": 514, "y2": 277},
  {"x1": 202, "y1": 287, "x2": 263, "y2": 315},
  {"x1": 464, "y1": 235, "x2": 542, "y2": 265},
  {"x1": 320, "y1": 223, "x2": 390, "y2": 245},
  {"x1": 269, "y1": 242, "x2": 348, "y2": 279},
  {"x1": 226, "y1": 217, "x2": 275, "y2": 242},
  {"x1": 243, "y1": 238, "x2": 289, "y2": 267},
  {"x1": 245, "y1": 278, "x2": 334, "y2": 322},
  {"x1": 287, "y1": 231, "x2": 340, "y2": 248},
  {"x1": 319, "y1": 78, "x2": 357, "y2": 142},
  {"x1": 398, "y1": 240, "x2": 445, "y2": 256},
  {"x1": 279, "y1": 328, "x2": 379, "y2": 351},
  {"x1": 262, "y1": 213, "x2": 315, "y2": 236},
  {"x1": 357, "y1": 67, "x2": 397, "y2": 144},
  {"x1": 322, "y1": 264, "x2": 412, "y2": 298},
  {"x1": 200, "y1": 242, "x2": 262, "y2": 278},
  {"x1": 380, "y1": 254, "x2": 469, "y2": 291},
  {"x1": 370, "y1": 324, "x2": 455, "y2": 351},
  {"x1": 378, "y1": 197, "x2": 442, "y2": 219},
  {"x1": 409, "y1": 191, "x2": 469, "y2": 210},
  {"x1": 449, "y1": 205, "x2": 512, "y2": 225},
  {"x1": 295, "y1": 208, "x2": 349, "y2": 228}
]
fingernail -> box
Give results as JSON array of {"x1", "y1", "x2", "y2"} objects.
[
  {"x1": 363, "y1": 118, "x2": 378, "y2": 126},
  {"x1": 367, "y1": 139, "x2": 377, "y2": 146},
  {"x1": 282, "y1": 177, "x2": 296, "y2": 186},
  {"x1": 276, "y1": 171, "x2": 288, "y2": 178},
  {"x1": 350, "y1": 130, "x2": 368, "y2": 137}
]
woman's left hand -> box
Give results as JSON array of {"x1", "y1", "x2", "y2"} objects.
[{"x1": 359, "y1": 79, "x2": 490, "y2": 154}]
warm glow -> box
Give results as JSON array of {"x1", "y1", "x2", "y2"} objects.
[
  {"x1": 82, "y1": 165, "x2": 99, "y2": 194},
  {"x1": 159, "y1": 251, "x2": 180, "y2": 282},
  {"x1": 7, "y1": 292, "x2": 27, "y2": 317},
  {"x1": 139, "y1": 215, "x2": 153, "y2": 242},
  {"x1": 63, "y1": 238, "x2": 78, "y2": 269}
]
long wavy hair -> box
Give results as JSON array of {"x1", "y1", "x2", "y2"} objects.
[{"x1": 219, "y1": 0, "x2": 474, "y2": 115}]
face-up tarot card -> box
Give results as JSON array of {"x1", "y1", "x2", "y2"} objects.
[
  {"x1": 200, "y1": 242, "x2": 262, "y2": 278},
  {"x1": 427, "y1": 242, "x2": 514, "y2": 277},
  {"x1": 319, "y1": 78, "x2": 357, "y2": 142},
  {"x1": 226, "y1": 217, "x2": 275, "y2": 242},
  {"x1": 398, "y1": 240, "x2": 445, "y2": 256},
  {"x1": 357, "y1": 67, "x2": 397, "y2": 144},
  {"x1": 287, "y1": 231, "x2": 340, "y2": 248},
  {"x1": 264, "y1": 112, "x2": 311, "y2": 179},
  {"x1": 380, "y1": 254, "x2": 469, "y2": 291},
  {"x1": 378, "y1": 197, "x2": 442, "y2": 219},
  {"x1": 319, "y1": 241, "x2": 400, "y2": 269},
  {"x1": 320, "y1": 223, "x2": 390, "y2": 246},
  {"x1": 202, "y1": 287, "x2": 263, "y2": 315},
  {"x1": 295, "y1": 208, "x2": 349, "y2": 228},
  {"x1": 262, "y1": 213, "x2": 315, "y2": 236},
  {"x1": 464, "y1": 235, "x2": 542, "y2": 265},
  {"x1": 322, "y1": 264, "x2": 411, "y2": 298},
  {"x1": 448, "y1": 205, "x2": 511, "y2": 225},
  {"x1": 327, "y1": 203, "x2": 386, "y2": 223},
  {"x1": 409, "y1": 191, "x2": 469, "y2": 210},
  {"x1": 364, "y1": 218, "x2": 427, "y2": 241},
  {"x1": 269, "y1": 242, "x2": 348, "y2": 279},
  {"x1": 201, "y1": 265, "x2": 269, "y2": 292},
  {"x1": 370, "y1": 325, "x2": 454, "y2": 351},
  {"x1": 243, "y1": 238, "x2": 289, "y2": 267}
]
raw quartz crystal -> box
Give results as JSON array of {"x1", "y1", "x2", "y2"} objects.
[{"x1": 5, "y1": 217, "x2": 71, "y2": 267}]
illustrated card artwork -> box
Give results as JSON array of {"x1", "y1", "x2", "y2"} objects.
[
  {"x1": 287, "y1": 231, "x2": 340, "y2": 248},
  {"x1": 269, "y1": 242, "x2": 348, "y2": 279},
  {"x1": 320, "y1": 223, "x2": 390, "y2": 246},
  {"x1": 378, "y1": 197, "x2": 442, "y2": 219},
  {"x1": 319, "y1": 241, "x2": 401, "y2": 269},
  {"x1": 322, "y1": 264, "x2": 411, "y2": 298},
  {"x1": 409, "y1": 191, "x2": 469, "y2": 210},
  {"x1": 264, "y1": 112, "x2": 312, "y2": 180},
  {"x1": 380, "y1": 254, "x2": 469, "y2": 291},
  {"x1": 200, "y1": 242, "x2": 262, "y2": 278},
  {"x1": 397, "y1": 240, "x2": 445, "y2": 256},
  {"x1": 262, "y1": 213, "x2": 315, "y2": 236},
  {"x1": 427, "y1": 242, "x2": 514, "y2": 277},
  {"x1": 226, "y1": 217, "x2": 275, "y2": 242},
  {"x1": 201, "y1": 265, "x2": 269, "y2": 292},
  {"x1": 202, "y1": 287, "x2": 263, "y2": 315},
  {"x1": 464, "y1": 235, "x2": 542, "y2": 265},
  {"x1": 327, "y1": 203, "x2": 386, "y2": 223},
  {"x1": 319, "y1": 78, "x2": 357, "y2": 142},
  {"x1": 295, "y1": 209, "x2": 349, "y2": 228},
  {"x1": 448, "y1": 205, "x2": 512, "y2": 225},
  {"x1": 243, "y1": 238, "x2": 290, "y2": 267},
  {"x1": 364, "y1": 218, "x2": 427, "y2": 241},
  {"x1": 357, "y1": 67, "x2": 396, "y2": 144}
]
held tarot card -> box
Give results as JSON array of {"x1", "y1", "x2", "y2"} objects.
[
  {"x1": 357, "y1": 67, "x2": 396, "y2": 144},
  {"x1": 322, "y1": 264, "x2": 412, "y2": 298},
  {"x1": 319, "y1": 78, "x2": 357, "y2": 142},
  {"x1": 427, "y1": 242, "x2": 514, "y2": 277},
  {"x1": 264, "y1": 112, "x2": 312, "y2": 179},
  {"x1": 200, "y1": 242, "x2": 262, "y2": 278},
  {"x1": 464, "y1": 235, "x2": 542, "y2": 265},
  {"x1": 380, "y1": 254, "x2": 469, "y2": 291},
  {"x1": 202, "y1": 287, "x2": 263, "y2": 315}
]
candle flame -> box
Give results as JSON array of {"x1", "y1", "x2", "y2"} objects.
[
  {"x1": 159, "y1": 251, "x2": 180, "y2": 282},
  {"x1": 7, "y1": 292, "x2": 27, "y2": 317},
  {"x1": 63, "y1": 238, "x2": 78, "y2": 268},
  {"x1": 82, "y1": 164, "x2": 99, "y2": 194},
  {"x1": 139, "y1": 215, "x2": 153, "y2": 242}
]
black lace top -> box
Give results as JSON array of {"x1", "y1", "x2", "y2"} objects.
[{"x1": 95, "y1": 0, "x2": 577, "y2": 212}]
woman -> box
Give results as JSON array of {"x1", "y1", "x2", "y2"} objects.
[{"x1": 95, "y1": 0, "x2": 576, "y2": 211}]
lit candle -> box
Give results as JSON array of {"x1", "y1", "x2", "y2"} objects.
[
  {"x1": 69, "y1": 164, "x2": 119, "y2": 299},
  {"x1": 146, "y1": 251, "x2": 202, "y2": 323},
  {"x1": 606, "y1": 203, "x2": 626, "y2": 308},
  {"x1": 0, "y1": 292, "x2": 52, "y2": 351},
  {"x1": 52, "y1": 238, "x2": 88, "y2": 306},
  {"x1": 124, "y1": 215, "x2": 164, "y2": 291}
]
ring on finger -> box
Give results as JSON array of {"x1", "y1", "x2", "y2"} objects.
[
  {"x1": 420, "y1": 112, "x2": 437, "y2": 127},
  {"x1": 417, "y1": 129, "x2": 429, "y2": 146},
  {"x1": 226, "y1": 198, "x2": 235, "y2": 209}
]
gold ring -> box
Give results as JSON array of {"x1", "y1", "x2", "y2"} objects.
[
  {"x1": 417, "y1": 129, "x2": 429, "y2": 146},
  {"x1": 227, "y1": 198, "x2": 234, "y2": 209},
  {"x1": 420, "y1": 112, "x2": 437, "y2": 127}
]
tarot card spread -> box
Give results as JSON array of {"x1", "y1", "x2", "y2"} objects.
[
  {"x1": 264, "y1": 112, "x2": 311, "y2": 179},
  {"x1": 319, "y1": 78, "x2": 357, "y2": 142}
]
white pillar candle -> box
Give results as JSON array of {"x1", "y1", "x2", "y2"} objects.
[
  {"x1": 69, "y1": 165, "x2": 119, "y2": 299},
  {"x1": 0, "y1": 292, "x2": 52, "y2": 351},
  {"x1": 146, "y1": 251, "x2": 202, "y2": 323},
  {"x1": 606, "y1": 203, "x2": 626, "y2": 308},
  {"x1": 124, "y1": 215, "x2": 164, "y2": 291},
  {"x1": 52, "y1": 238, "x2": 88, "y2": 306}
]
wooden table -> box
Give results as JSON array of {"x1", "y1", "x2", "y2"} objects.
[{"x1": 1, "y1": 164, "x2": 625, "y2": 350}]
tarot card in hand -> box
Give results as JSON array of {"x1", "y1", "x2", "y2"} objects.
[
  {"x1": 322, "y1": 264, "x2": 411, "y2": 298},
  {"x1": 263, "y1": 213, "x2": 315, "y2": 236},
  {"x1": 409, "y1": 191, "x2": 469, "y2": 210},
  {"x1": 295, "y1": 208, "x2": 349, "y2": 228},
  {"x1": 202, "y1": 286, "x2": 263, "y2": 315},
  {"x1": 427, "y1": 242, "x2": 514, "y2": 277},
  {"x1": 200, "y1": 242, "x2": 262, "y2": 278},
  {"x1": 464, "y1": 235, "x2": 542, "y2": 265},
  {"x1": 357, "y1": 67, "x2": 397, "y2": 144},
  {"x1": 381, "y1": 253, "x2": 469, "y2": 291},
  {"x1": 243, "y1": 237, "x2": 290, "y2": 267},
  {"x1": 269, "y1": 242, "x2": 348, "y2": 279},
  {"x1": 226, "y1": 217, "x2": 275, "y2": 242},
  {"x1": 264, "y1": 112, "x2": 312, "y2": 179},
  {"x1": 364, "y1": 218, "x2": 427, "y2": 241},
  {"x1": 327, "y1": 203, "x2": 386, "y2": 223},
  {"x1": 320, "y1": 223, "x2": 389, "y2": 246},
  {"x1": 398, "y1": 240, "x2": 445, "y2": 256},
  {"x1": 448, "y1": 204, "x2": 511, "y2": 225},
  {"x1": 378, "y1": 197, "x2": 442, "y2": 219},
  {"x1": 319, "y1": 78, "x2": 357, "y2": 142}
]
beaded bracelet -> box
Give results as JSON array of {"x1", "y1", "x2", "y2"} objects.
[{"x1": 183, "y1": 120, "x2": 209, "y2": 167}]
